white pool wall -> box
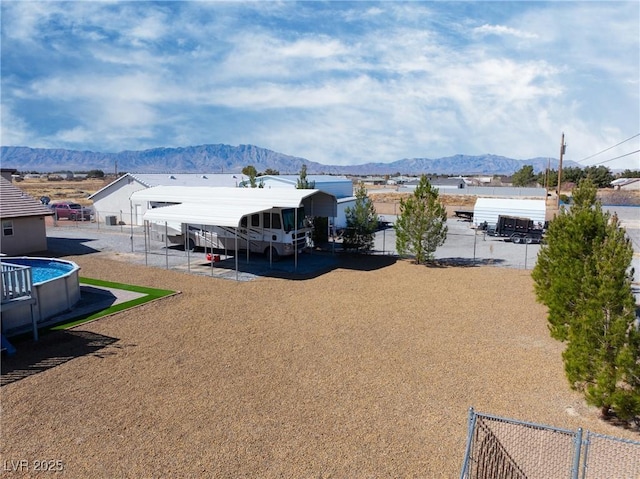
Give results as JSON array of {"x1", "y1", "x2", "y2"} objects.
[{"x1": 1, "y1": 257, "x2": 81, "y2": 335}]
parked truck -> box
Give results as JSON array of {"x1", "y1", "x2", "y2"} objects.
[{"x1": 483, "y1": 215, "x2": 546, "y2": 244}]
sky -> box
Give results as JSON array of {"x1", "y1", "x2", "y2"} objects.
[{"x1": 1, "y1": 1, "x2": 639, "y2": 170}]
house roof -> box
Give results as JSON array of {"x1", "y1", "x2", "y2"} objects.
[
  {"x1": 0, "y1": 177, "x2": 53, "y2": 219},
  {"x1": 611, "y1": 178, "x2": 640, "y2": 187},
  {"x1": 89, "y1": 173, "x2": 243, "y2": 199},
  {"x1": 239, "y1": 175, "x2": 351, "y2": 188},
  {"x1": 131, "y1": 186, "x2": 337, "y2": 227}
]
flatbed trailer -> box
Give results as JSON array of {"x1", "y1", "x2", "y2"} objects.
[
  {"x1": 485, "y1": 215, "x2": 545, "y2": 244},
  {"x1": 454, "y1": 210, "x2": 474, "y2": 221}
]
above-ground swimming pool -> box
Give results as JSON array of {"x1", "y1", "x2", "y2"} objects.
[{"x1": 1, "y1": 256, "x2": 81, "y2": 336}]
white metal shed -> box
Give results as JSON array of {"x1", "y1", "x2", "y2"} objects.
[{"x1": 473, "y1": 198, "x2": 546, "y2": 228}]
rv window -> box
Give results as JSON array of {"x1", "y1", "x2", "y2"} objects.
[
  {"x1": 240, "y1": 216, "x2": 247, "y2": 228},
  {"x1": 271, "y1": 213, "x2": 281, "y2": 230},
  {"x1": 263, "y1": 212, "x2": 282, "y2": 229},
  {"x1": 281, "y1": 207, "x2": 305, "y2": 232},
  {"x1": 251, "y1": 214, "x2": 260, "y2": 227}
]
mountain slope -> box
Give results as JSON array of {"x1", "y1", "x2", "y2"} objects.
[{"x1": 1, "y1": 144, "x2": 572, "y2": 175}]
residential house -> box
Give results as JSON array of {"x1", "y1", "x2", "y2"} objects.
[{"x1": 0, "y1": 171, "x2": 53, "y2": 255}]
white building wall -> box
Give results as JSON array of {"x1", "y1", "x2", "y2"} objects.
[
  {"x1": 330, "y1": 197, "x2": 356, "y2": 230},
  {"x1": 258, "y1": 176, "x2": 353, "y2": 199},
  {"x1": 91, "y1": 180, "x2": 147, "y2": 225},
  {"x1": 473, "y1": 198, "x2": 546, "y2": 228},
  {"x1": 0, "y1": 217, "x2": 48, "y2": 255}
]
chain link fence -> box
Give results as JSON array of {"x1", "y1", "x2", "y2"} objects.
[
  {"x1": 460, "y1": 408, "x2": 640, "y2": 479},
  {"x1": 581, "y1": 431, "x2": 640, "y2": 479},
  {"x1": 50, "y1": 209, "x2": 137, "y2": 232}
]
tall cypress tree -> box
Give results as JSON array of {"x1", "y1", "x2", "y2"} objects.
[
  {"x1": 395, "y1": 175, "x2": 447, "y2": 264},
  {"x1": 532, "y1": 178, "x2": 640, "y2": 420}
]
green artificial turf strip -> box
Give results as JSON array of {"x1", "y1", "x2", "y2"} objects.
[
  {"x1": 79, "y1": 277, "x2": 175, "y2": 296},
  {"x1": 47, "y1": 277, "x2": 177, "y2": 331}
]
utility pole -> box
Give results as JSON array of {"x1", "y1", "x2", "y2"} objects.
[
  {"x1": 556, "y1": 133, "x2": 566, "y2": 209},
  {"x1": 545, "y1": 157, "x2": 550, "y2": 198}
]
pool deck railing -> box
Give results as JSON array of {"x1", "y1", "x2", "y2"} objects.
[
  {"x1": 1, "y1": 261, "x2": 34, "y2": 303},
  {"x1": 1, "y1": 261, "x2": 39, "y2": 343}
]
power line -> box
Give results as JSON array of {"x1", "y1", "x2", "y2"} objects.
[
  {"x1": 591, "y1": 149, "x2": 640, "y2": 166},
  {"x1": 574, "y1": 133, "x2": 640, "y2": 164}
]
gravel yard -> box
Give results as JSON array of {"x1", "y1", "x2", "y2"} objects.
[{"x1": 2, "y1": 218, "x2": 639, "y2": 478}]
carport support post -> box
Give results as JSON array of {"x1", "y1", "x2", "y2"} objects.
[
  {"x1": 382, "y1": 225, "x2": 386, "y2": 254},
  {"x1": 186, "y1": 223, "x2": 191, "y2": 274},
  {"x1": 294, "y1": 208, "x2": 298, "y2": 271},
  {"x1": 473, "y1": 228, "x2": 477, "y2": 265},
  {"x1": 130, "y1": 203, "x2": 134, "y2": 253},
  {"x1": 144, "y1": 220, "x2": 148, "y2": 266},
  {"x1": 235, "y1": 229, "x2": 239, "y2": 281},
  {"x1": 332, "y1": 216, "x2": 336, "y2": 254},
  {"x1": 165, "y1": 221, "x2": 169, "y2": 270},
  {"x1": 269, "y1": 222, "x2": 273, "y2": 266}
]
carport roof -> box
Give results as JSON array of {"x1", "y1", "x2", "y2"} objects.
[{"x1": 131, "y1": 186, "x2": 337, "y2": 227}]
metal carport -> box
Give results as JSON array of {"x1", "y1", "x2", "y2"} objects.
[{"x1": 130, "y1": 186, "x2": 337, "y2": 280}]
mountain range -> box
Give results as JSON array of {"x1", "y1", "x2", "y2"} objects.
[{"x1": 1, "y1": 144, "x2": 576, "y2": 176}]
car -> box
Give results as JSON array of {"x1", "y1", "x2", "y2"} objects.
[{"x1": 50, "y1": 202, "x2": 93, "y2": 221}]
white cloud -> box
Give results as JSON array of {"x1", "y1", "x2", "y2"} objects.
[
  {"x1": 1, "y1": 1, "x2": 638, "y2": 169},
  {"x1": 473, "y1": 24, "x2": 538, "y2": 40},
  {"x1": 0, "y1": 105, "x2": 30, "y2": 147}
]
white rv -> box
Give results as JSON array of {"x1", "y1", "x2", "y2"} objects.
[
  {"x1": 156, "y1": 206, "x2": 310, "y2": 260},
  {"x1": 131, "y1": 186, "x2": 337, "y2": 261}
]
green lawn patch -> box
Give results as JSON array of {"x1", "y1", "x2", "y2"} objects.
[{"x1": 48, "y1": 277, "x2": 177, "y2": 331}]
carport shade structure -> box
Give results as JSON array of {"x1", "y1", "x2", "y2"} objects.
[{"x1": 129, "y1": 186, "x2": 337, "y2": 278}]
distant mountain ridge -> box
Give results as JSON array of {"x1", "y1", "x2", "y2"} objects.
[{"x1": 1, "y1": 144, "x2": 574, "y2": 176}]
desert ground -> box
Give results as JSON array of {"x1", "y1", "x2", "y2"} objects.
[
  {"x1": 2, "y1": 251, "x2": 639, "y2": 478},
  {"x1": 15, "y1": 177, "x2": 110, "y2": 207},
  {"x1": 3, "y1": 178, "x2": 638, "y2": 477}
]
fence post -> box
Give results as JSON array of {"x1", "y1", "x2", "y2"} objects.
[
  {"x1": 580, "y1": 430, "x2": 591, "y2": 479},
  {"x1": 459, "y1": 407, "x2": 477, "y2": 479},
  {"x1": 571, "y1": 427, "x2": 583, "y2": 479}
]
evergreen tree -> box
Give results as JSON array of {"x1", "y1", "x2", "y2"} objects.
[
  {"x1": 561, "y1": 166, "x2": 585, "y2": 184},
  {"x1": 532, "y1": 178, "x2": 640, "y2": 421},
  {"x1": 395, "y1": 175, "x2": 447, "y2": 264},
  {"x1": 296, "y1": 164, "x2": 315, "y2": 189},
  {"x1": 619, "y1": 169, "x2": 640, "y2": 178},
  {"x1": 512, "y1": 164, "x2": 536, "y2": 186},
  {"x1": 242, "y1": 165, "x2": 258, "y2": 188},
  {"x1": 584, "y1": 165, "x2": 614, "y2": 188},
  {"x1": 537, "y1": 169, "x2": 558, "y2": 189},
  {"x1": 343, "y1": 183, "x2": 378, "y2": 253}
]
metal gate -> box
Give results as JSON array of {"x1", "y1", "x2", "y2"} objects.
[{"x1": 460, "y1": 408, "x2": 640, "y2": 479}]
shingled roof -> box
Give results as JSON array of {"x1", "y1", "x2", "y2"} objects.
[{"x1": 0, "y1": 177, "x2": 53, "y2": 219}]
